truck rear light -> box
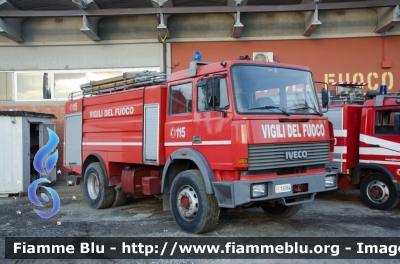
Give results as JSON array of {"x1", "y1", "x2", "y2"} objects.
[
  {"x1": 238, "y1": 158, "x2": 248, "y2": 164},
  {"x1": 251, "y1": 183, "x2": 267, "y2": 198},
  {"x1": 325, "y1": 175, "x2": 337, "y2": 188}
]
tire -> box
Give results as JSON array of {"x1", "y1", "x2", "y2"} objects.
[
  {"x1": 170, "y1": 170, "x2": 220, "y2": 234},
  {"x1": 261, "y1": 203, "x2": 302, "y2": 218},
  {"x1": 83, "y1": 162, "x2": 115, "y2": 209},
  {"x1": 360, "y1": 173, "x2": 400, "y2": 210}
]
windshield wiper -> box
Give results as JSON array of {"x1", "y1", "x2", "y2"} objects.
[
  {"x1": 248, "y1": 105, "x2": 290, "y2": 116},
  {"x1": 289, "y1": 104, "x2": 322, "y2": 116}
]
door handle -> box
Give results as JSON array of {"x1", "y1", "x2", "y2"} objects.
[
  {"x1": 370, "y1": 144, "x2": 380, "y2": 147},
  {"x1": 192, "y1": 136, "x2": 201, "y2": 144}
]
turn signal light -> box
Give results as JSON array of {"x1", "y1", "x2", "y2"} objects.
[{"x1": 238, "y1": 158, "x2": 248, "y2": 164}]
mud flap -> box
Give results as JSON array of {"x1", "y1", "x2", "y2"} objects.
[{"x1": 163, "y1": 192, "x2": 170, "y2": 211}]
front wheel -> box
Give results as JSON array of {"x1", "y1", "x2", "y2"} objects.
[
  {"x1": 83, "y1": 162, "x2": 115, "y2": 209},
  {"x1": 170, "y1": 170, "x2": 220, "y2": 234},
  {"x1": 261, "y1": 203, "x2": 302, "y2": 218},
  {"x1": 360, "y1": 173, "x2": 400, "y2": 210}
]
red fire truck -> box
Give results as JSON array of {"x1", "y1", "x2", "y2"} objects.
[
  {"x1": 325, "y1": 82, "x2": 400, "y2": 210},
  {"x1": 64, "y1": 57, "x2": 337, "y2": 233}
]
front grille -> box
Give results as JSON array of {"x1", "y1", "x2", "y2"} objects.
[{"x1": 248, "y1": 141, "x2": 330, "y2": 171}]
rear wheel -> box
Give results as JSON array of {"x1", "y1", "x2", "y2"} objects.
[
  {"x1": 170, "y1": 170, "x2": 220, "y2": 234},
  {"x1": 261, "y1": 203, "x2": 302, "y2": 218},
  {"x1": 360, "y1": 173, "x2": 400, "y2": 210},
  {"x1": 83, "y1": 162, "x2": 115, "y2": 209}
]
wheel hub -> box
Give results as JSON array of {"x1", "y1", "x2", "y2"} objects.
[
  {"x1": 177, "y1": 185, "x2": 199, "y2": 220},
  {"x1": 367, "y1": 180, "x2": 389, "y2": 204},
  {"x1": 180, "y1": 195, "x2": 190, "y2": 209},
  {"x1": 87, "y1": 173, "x2": 100, "y2": 200}
]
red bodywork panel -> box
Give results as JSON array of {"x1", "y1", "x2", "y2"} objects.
[
  {"x1": 163, "y1": 61, "x2": 332, "y2": 182},
  {"x1": 327, "y1": 97, "x2": 400, "y2": 183},
  {"x1": 328, "y1": 104, "x2": 363, "y2": 172},
  {"x1": 142, "y1": 176, "x2": 162, "y2": 195},
  {"x1": 120, "y1": 169, "x2": 162, "y2": 195},
  {"x1": 64, "y1": 60, "x2": 335, "y2": 192},
  {"x1": 65, "y1": 85, "x2": 167, "y2": 177},
  {"x1": 83, "y1": 87, "x2": 145, "y2": 165},
  {"x1": 246, "y1": 117, "x2": 330, "y2": 144},
  {"x1": 359, "y1": 98, "x2": 400, "y2": 180}
]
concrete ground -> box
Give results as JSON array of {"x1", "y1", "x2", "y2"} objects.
[{"x1": 2, "y1": 181, "x2": 400, "y2": 263}]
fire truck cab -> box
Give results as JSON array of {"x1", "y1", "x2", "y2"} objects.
[
  {"x1": 65, "y1": 58, "x2": 337, "y2": 233},
  {"x1": 325, "y1": 82, "x2": 400, "y2": 210}
]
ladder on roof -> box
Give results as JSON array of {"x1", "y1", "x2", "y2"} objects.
[
  {"x1": 68, "y1": 70, "x2": 168, "y2": 100},
  {"x1": 329, "y1": 81, "x2": 366, "y2": 104}
]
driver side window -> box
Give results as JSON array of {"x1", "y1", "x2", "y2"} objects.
[
  {"x1": 169, "y1": 82, "x2": 192, "y2": 115},
  {"x1": 374, "y1": 110, "x2": 398, "y2": 135},
  {"x1": 197, "y1": 78, "x2": 229, "y2": 112}
]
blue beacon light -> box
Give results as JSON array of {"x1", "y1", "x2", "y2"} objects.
[{"x1": 193, "y1": 51, "x2": 202, "y2": 61}]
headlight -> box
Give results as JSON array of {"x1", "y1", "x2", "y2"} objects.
[
  {"x1": 325, "y1": 175, "x2": 336, "y2": 188},
  {"x1": 252, "y1": 183, "x2": 267, "y2": 198}
]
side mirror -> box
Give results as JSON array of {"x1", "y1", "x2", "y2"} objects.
[
  {"x1": 394, "y1": 113, "x2": 400, "y2": 134},
  {"x1": 315, "y1": 81, "x2": 329, "y2": 113},
  {"x1": 321, "y1": 88, "x2": 329, "y2": 108}
]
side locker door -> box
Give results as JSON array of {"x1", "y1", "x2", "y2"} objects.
[
  {"x1": 39, "y1": 123, "x2": 57, "y2": 182},
  {"x1": 192, "y1": 76, "x2": 232, "y2": 170},
  {"x1": 65, "y1": 113, "x2": 82, "y2": 167},
  {"x1": 164, "y1": 82, "x2": 194, "y2": 157}
]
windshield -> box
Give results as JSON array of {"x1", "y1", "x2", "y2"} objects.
[{"x1": 231, "y1": 65, "x2": 321, "y2": 115}]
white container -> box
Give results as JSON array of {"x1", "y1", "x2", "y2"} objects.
[{"x1": 0, "y1": 111, "x2": 56, "y2": 194}]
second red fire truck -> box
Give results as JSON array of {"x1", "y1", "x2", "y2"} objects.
[
  {"x1": 64, "y1": 56, "x2": 337, "y2": 233},
  {"x1": 325, "y1": 82, "x2": 400, "y2": 210}
]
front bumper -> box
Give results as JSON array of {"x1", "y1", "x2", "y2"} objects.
[{"x1": 212, "y1": 172, "x2": 338, "y2": 208}]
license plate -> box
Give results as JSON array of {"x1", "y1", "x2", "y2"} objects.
[{"x1": 275, "y1": 184, "x2": 291, "y2": 193}]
